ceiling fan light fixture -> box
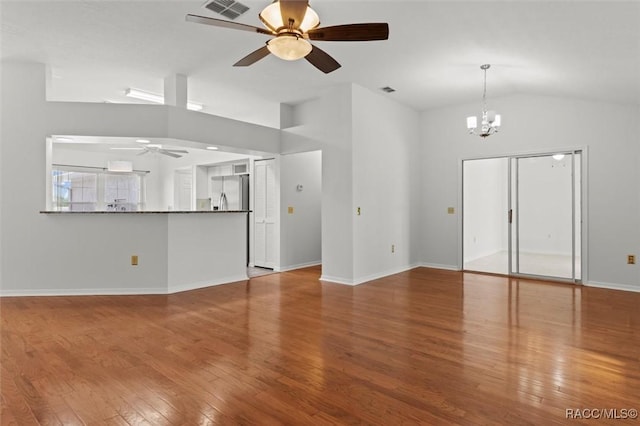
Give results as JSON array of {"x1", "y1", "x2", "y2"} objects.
[
  {"x1": 267, "y1": 34, "x2": 312, "y2": 60},
  {"x1": 259, "y1": 2, "x2": 320, "y2": 32}
]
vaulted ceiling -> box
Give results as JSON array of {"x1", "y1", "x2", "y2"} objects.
[{"x1": 2, "y1": 0, "x2": 639, "y2": 128}]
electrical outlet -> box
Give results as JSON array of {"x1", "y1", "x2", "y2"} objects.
[
  {"x1": 131, "y1": 255, "x2": 138, "y2": 266},
  {"x1": 447, "y1": 207, "x2": 455, "y2": 214},
  {"x1": 628, "y1": 255, "x2": 635, "y2": 265},
  {"x1": 391, "y1": 244, "x2": 395, "y2": 253}
]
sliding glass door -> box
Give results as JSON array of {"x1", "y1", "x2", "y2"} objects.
[
  {"x1": 510, "y1": 152, "x2": 581, "y2": 281},
  {"x1": 463, "y1": 151, "x2": 582, "y2": 282}
]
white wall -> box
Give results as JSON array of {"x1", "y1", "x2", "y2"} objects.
[
  {"x1": 421, "y1": 94, "x2": 640, "y2": 291},
  {"x1": 0, "y1": 62, "x2": 271, "y2": 294},
  {"x1": 167, "y1": 214, "x2": 247, "y2": 293},
  {"x1": 351, "y1": 84, "x2": 421, "y2": 283},
  {"x1": 518, "y1": 154, "x2": 574, "y2": 255},
  {"x1": 279, "y1": 150, "x2": 322, "y2": 271},
  {"x1": 285, "y1": 85, "x2": 354, "y2": 283},
  {"x1": 463, "y1": 158, "x2": 508, "y2": 262}
]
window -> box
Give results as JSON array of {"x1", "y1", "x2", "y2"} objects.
[
  {"x1": 52, "y1": 171, "x2": 97, "y2": 211},
  {"x1": 51, "y1": 167, "x2": 146, "y2": 211},
  {"x1": 104, "y1": 173, "x2": 142, "y2": 211}
]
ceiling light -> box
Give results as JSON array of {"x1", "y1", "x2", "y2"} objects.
[
  {"x1": 267, "y1": 34, "x2": 312, "y2": 61},
  {"x1": 125, "y1": 88, "x2": 204, "y2": 111},
  {"x1": 206, "y1": 146, "x2": 219, "y2": 150},
  {"x1": 125, "y1": 88, "x2": 163, "y2": 104},
  {"x1": 259, "y1": 2, "x2": 320, "y2": 33},
  {"x1": 147, "y1": 144, "x2": 162, "y2": 149},
  {"x1": 467, "y1": 64, "x2": 501, "y2": 138},
  {"x1": 553, "y1": 154, "x2": 565, "y2": 161},
  {"x1": 136, "y1": 139, "x2": 150, "y2": 144}
]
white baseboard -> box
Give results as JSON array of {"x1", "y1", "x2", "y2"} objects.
[
  {"x1": 0, "y1": 287, "x2": 166, "y2": 297},
  {"x1": 278, "y1": 261, "x2": 321, "y2": 273},
  {"x1": 352, "y1": 264, "x2": 420, "y2": 286},
  {"x1": 319, "y1": 275, "x2": 355, "y2": 286},
  {"x1": 167, "y1": 274, "x2": 249, "y2": 294},
  {"x1": 0, "y1": 274, "x2": 250, "y2": 297},
  {"x1": 320, "y1": 264, "x2": 421, "y2": 287},
  {"x1": 419, "y1": 262, "x2": 461, "y2": 271},
  {"x1": 584, "y1": 281, "x2": 640, "y2": 293}
]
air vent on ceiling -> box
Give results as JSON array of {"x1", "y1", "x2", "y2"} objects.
[
  {"x1": 203, "y1": 0, "x2": 250, "y2": 20},
  {"x1": 381, "y1": 86, "x2": 396, "y2": 93}
]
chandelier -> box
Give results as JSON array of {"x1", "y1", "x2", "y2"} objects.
[{"x1": 466, "y1": 64, "x2": 501, "y2": 138}]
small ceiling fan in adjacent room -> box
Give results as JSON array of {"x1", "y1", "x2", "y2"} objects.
[
  {"x1": 137, "y1": 145, "x2": 189, "y2": 158},
  {"x1": 186, "y1": 0, "x2": 389, "y2": 73}
]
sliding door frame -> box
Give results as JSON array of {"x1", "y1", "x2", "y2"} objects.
[{"x1": 459, "y1": 147, "x2": 588, "y2": 284}]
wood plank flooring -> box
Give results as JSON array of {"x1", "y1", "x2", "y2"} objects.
[{"x1": 2, "y1": 266, "x2": 639, "y2": 425}]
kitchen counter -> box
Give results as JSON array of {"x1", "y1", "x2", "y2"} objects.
[
  {"x1": 40, "y1": 210, "x2": 251, "y2": 214},
  {"x1": 33, "y1": 210, "x2": 250, "y2": 295}
]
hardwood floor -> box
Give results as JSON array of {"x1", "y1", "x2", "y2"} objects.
[{"x1": 2, "y1": 267, "x2": 639, "y2": 425}]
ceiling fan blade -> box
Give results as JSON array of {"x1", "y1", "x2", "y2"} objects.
[
  {"x1": 305, "y1": 45, "x2": 341, "y2": 74},
  {"x1": 234, "y1": 45, "x2": 271, "y2": 67},
  {"x1": 159, "y1": 150, "x2": 182, "y2": 158},
  {"x1": 164, "y1": 150, "x2": 189, "y2": 154},
  {"x1": 186, "y1": 14, "x2": 273, "y2": 35},
  {"x1": 136, "y1": 150, "x2": 149, "y2": 156},
  {"x1": 279, "y1": 0, "x2": 309, "y2": 29},
  {"x1": 307, "y1": 23, "x2": 389, "y2": 41}
]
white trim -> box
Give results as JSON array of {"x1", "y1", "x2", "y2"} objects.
[
  {"x1": 0, "y1": 274, "x2": 250, "y2": 297},
  {"x1": 167, "y1": 274, "x2": 249, "y2": 294},
  {"x1": 419, "y1": 262, "x2": 461, "y2": 271},
  {"x1": 0, "y1": 287, "x2": 166, "y2": 297},
  {"x1": 319, "y1": 275, "x2": 355, "y2": 286},
  {"x1": 320, "y1": 264, "x2": 424, "y2": 286},
  {"x1": 352, "y1": 264, "x2": 420, "y2": 285},
  {"x1": 277, "y1": 261, "x2": 321, "y2": 272},
  {"x1": 584, "y1": 281, "x2": 640, "y2": 294}
]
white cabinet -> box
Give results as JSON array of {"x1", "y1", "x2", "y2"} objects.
[{"x1": 210, "y1": 164, "x2": 233, "y2": 177}]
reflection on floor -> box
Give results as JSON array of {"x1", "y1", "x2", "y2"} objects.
[
  {"x1": 247, "y1": 266, "x2": 277, "y2": 278},
  {"x1": 464, "y1": 250, "x2": 581, "y2": 279}
]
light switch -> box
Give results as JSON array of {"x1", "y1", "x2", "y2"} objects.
[
  {"x1": 288, "y1": 206, "x2": 294, "y2": 214},
  {"x1": 131, "y1": 255, "x2": 138, "y2": 266},
  {"x1": 447, "y1": 207, "x2": 455, "y2": 214}
]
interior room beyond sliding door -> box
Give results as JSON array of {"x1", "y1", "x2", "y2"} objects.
[
  {"x1": 512, "y1": 153, "x2": 581, "y2": 280},
  {"x1": 463, "y1": 158, "x2": 509, "y2": 274}
]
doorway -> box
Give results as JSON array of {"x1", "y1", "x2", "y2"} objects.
[
  {"x1": 463, "y1": 151, "x2": 582, "y2": 282},
  {"x1": 253, "y1": 158, "x2": 277, "y2": 269}
]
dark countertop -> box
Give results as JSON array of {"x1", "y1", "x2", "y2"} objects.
[{"x1": 40, "y1": 210, "x2": 251, "y2": 214}]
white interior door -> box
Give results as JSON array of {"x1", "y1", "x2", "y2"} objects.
[
  {"x1": 174, "y1": 170, "x2": 192, "y2": 211},
  {"x1": 254, "y1": 159, "x2": 276, "y2": 268}
]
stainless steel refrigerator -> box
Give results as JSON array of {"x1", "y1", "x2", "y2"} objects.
[
  {"x1": 210, "y1": 175, "x2": 249, "y2": 211},
  {"x1": 211, "y1": 174, "x2": 250, "y2": 265}
]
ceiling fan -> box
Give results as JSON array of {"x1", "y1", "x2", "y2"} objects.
[
  {"x1": 186, "y1": 0, "x2": 389, "y2": 73},
  {"x1": 137, "y1": 145, "x2": 189, "y2": 158}
]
